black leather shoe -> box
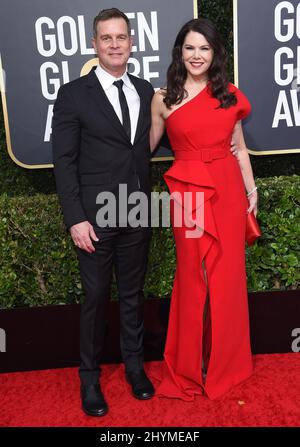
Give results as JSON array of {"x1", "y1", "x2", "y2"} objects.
[
  {"x1": 126, "y1": 369, "x2": 155, "y2": 400},
  {"x1": 81, "y1": 384, "x2": 108, "y2": 417}
]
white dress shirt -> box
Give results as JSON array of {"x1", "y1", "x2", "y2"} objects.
[{"x1": 95, "y1": 64, "x2": 140, "y2": 144}]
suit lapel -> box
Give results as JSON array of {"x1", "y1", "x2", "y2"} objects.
[{"x1": 85, "y1": 69, "x2": 131, "y2": 143}]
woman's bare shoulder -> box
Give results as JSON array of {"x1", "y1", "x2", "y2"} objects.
[
  {"x1": 154, "y1": 88, "x2": 166, "y2": 99},
  {"x1": 152, "y1": 88, "x2": 167, "y2": 108}
]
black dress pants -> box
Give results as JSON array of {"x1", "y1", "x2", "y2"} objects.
[{"x1": 76, "y1": 226, "x2": 151, "y2": 385}]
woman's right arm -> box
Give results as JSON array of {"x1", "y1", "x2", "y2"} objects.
[{"x1": 150, "y1": 91, "x2": 166, "y2": 153}]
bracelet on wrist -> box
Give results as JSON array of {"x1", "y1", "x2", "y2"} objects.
[{"x1": 247, "y1": 186, "x2": 257, "y2": 197}]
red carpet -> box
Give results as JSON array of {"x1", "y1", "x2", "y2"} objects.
[{"x1": 0, "y1": 354, "x2": 300, "y2": 427}]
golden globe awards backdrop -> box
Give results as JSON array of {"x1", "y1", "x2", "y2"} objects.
[
  {"x1": 0, "y1": 0, "x2": 197, "y2": 168},
  {"x1": 234, "y1": 0, "x2": 300, "y2": 154}
]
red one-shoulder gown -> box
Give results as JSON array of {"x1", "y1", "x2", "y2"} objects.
[{"x1": 157, "y1": 83, "x2": 253, "y2": 400}]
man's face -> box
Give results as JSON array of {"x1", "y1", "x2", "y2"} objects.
[{"x1": 92, "y1": 18, "x2": 132, "y2": 76}]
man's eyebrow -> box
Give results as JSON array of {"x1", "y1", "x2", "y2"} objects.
[{"x1": 100, "y1": 33, "x2": 128, "y2": 38}]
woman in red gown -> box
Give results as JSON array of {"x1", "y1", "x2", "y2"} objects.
[{"x1": 150, "y1": 18, "x2": 258, "y2": 400}]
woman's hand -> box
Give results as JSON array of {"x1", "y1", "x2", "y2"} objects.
[
  {"x1": 247, "y1": 191, "x2": 258, "y2": 216},
  {"x1": 230, "y1": 139, "x2": 239, "y2": 158}
]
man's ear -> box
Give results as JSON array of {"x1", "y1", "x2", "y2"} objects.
[
  {"x1": 92, "y1": 37, "x2": 97, "y2": 53},
  {"x1": 129, "y1": 36, "x2": 133, "y2": 51}
]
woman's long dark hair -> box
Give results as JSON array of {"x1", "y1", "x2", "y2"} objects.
[{"x1": 164, "y1": 18, "x2": 237, "y2": 109}]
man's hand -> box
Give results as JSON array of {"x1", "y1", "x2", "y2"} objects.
[
  {"x1": 230, "y1": 139, "x2": 239, "y2": 158},
  {"x1": 70, "y1": 221, "x2": 99, "y2": 253}
]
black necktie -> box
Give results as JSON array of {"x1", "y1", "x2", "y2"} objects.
[{"x1": 113, "y1": 79, "x2": 131, "y2": 140}]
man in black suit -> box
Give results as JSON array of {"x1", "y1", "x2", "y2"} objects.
[{"x1": 52, "y1": 8, "x2": 154, "y2": 417}]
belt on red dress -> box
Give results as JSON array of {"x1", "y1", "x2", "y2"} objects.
[{"x1": 174, "y1": 147, "x2": 229, "y2": 163}]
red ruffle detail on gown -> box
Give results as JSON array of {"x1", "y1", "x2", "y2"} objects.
[
  {"x1": 164, "y1": 159, "x2": 220, "y2": 271},
  {"x1": 155, "y1": 161, "x2": 221, "y2": 400}
]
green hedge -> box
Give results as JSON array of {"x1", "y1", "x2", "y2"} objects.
[{"x1": 0, "y1": 174, "x2": 299, "y2": 308}]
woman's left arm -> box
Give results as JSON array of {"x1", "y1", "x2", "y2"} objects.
[{"x1": 232, "y1": 121, "x2": 258, "y2": 216}]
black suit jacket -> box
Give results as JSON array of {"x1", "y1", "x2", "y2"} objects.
[{"x1": 52, "y1": 68, "x2": 154, "y2": 229}]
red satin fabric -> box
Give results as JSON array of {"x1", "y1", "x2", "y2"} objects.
[
  {"x1": 246, "y1": 211, "x2": 262, "y2": 246},
  {"x1": 157, "y1": 84, "x2": 253, "y2": 400}
]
